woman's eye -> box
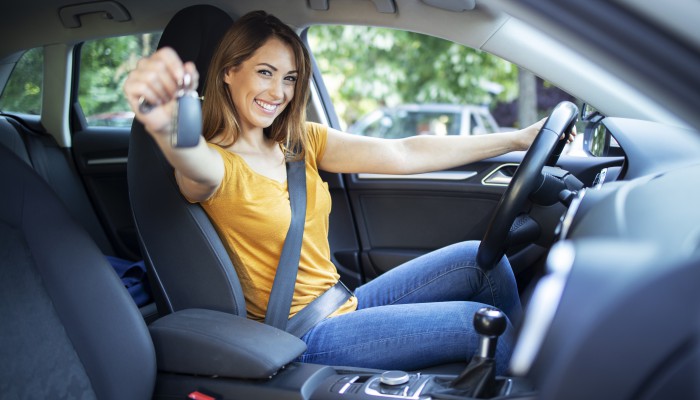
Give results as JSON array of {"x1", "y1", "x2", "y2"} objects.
[
  {"x1": 284, "y1": 75, "x2": 298, "y2": 83},
  {"x1": 258, "y1": 69, "x2": 272, "y2": 76}
]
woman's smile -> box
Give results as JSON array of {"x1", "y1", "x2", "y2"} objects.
[{"x1": 254, "y1": 98, "x2": 280, "y2": 114}]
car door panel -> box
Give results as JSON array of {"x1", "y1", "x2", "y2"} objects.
[
  {"x1": 322, "y1": 170, "x2": 364, "y2": 289},
  {"x1": 339, "y1": 152, "x2": 623, "y2": 283},
  {"x1": 345, "y1": 156, "x2": 506, "y2": 281},
  {"x1": 72, "y1": 127, "x2": 140, "y2": 259}
]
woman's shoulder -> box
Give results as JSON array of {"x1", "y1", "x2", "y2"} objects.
[
  {"x1": 304, "y1": 121, "x2": 328, "y2": 136},
  {"x1": 304, "y1": 122, "x2": 328, "y2": 162}
]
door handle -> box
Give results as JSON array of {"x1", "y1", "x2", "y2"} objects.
[{"x1": 482, "y1": 163, "x2": 519, "y2": 186}]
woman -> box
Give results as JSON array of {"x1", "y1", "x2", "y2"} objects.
[{"x1": 124, "y1": 10, "x2": 569, "y2": 373}]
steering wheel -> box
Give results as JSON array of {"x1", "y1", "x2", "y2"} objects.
[{"x1": 477, "y1": 101, "x2": 578, "y2": 270}]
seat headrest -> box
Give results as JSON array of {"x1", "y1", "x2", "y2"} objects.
[{"x1": 158, "y1": 5, "x2": 234, "y2": 97}]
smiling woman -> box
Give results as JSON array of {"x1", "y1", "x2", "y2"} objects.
[
  {"x1": 220, "y1": 39, "x2": 299, "y2": 148},
  {"x1": 123, "y1": 7, "x2": 549, "y2": 374},
  {"x1": 3, "y1": 0, "x2": 700, "y2": 399}
]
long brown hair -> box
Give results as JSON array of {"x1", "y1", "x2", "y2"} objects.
[{"x1": 201, "y1": 10, "x2": 311, "y2": 159}]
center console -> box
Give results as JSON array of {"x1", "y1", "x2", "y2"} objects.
[
  {"x1": 310, "y1": 307, "x2": 535, "y2": 399},
  {"x1": 152, "y1": 308, "x2": 537, "y2": 400},
  {"x1": 311, "y1": 369, "x2": 535, "y2": 399}
]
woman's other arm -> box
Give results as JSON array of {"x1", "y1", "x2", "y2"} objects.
[{"x1": 319, "y1": 119, "x2": 572, "y2": 175}]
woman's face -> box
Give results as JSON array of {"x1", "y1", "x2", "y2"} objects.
[{"x1": 224, "y1": 38, "x2": 297, "y2": 134}]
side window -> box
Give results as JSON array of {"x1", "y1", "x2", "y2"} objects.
[
  {"x1": 79, "y1": 33, "x2": 161, "y2": 128},
  {"x1": 0, "y1": 47, "x2": 44, "y2": 115},
  {"x1": 307, "y1": 25, "x2": 584, "y2": 154}
]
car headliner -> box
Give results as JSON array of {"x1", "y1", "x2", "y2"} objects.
[{"x1": 0, "y1": 0, "x2": 696, "y2": 144}]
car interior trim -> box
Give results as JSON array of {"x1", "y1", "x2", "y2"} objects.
[
  {"x1": 42, "y1": 44, "x2": 74, "y2": 148},
  {"x1": 357, "y1": 171, "x2": 477, "y2": 181},
  {"x1": 86, "y1": 156, "x2": 128, "y2": 165},
  {"x1": 509, "y1": 240, "x2": 575, "y2": 375},
  {"x1": 481, "y1": 163, "x2": 519, "y2": 186},
  {"x1": 58, "y1": 1, "x2": 132, "y2": 29},
  {"x1": 557, "y1": 187, "x2": 585, "y2": 239}
]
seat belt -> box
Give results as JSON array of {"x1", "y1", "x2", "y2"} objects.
[
  {"x1": 264, "y1": 158, "x2": 307, "y2": 331},
  {"x1": 264, "y1": 157, "x2": 352, "y2": 338}
]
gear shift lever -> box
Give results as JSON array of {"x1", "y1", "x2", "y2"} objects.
[
  {"x1": 474, "y1": 307, "x2": 507, "y2": 359},
  {"x1": 447, "y1": 307, "x2": 507, "y2": 398}
]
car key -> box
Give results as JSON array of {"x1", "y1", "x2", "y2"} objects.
[{"x1": 137, "y1": 73, "x2": 202, "y2": 148}]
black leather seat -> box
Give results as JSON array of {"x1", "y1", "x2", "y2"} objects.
[
  {"x1": 0, "y1": 144, "x2": 156, "y2": 399},
  {"x1": 0, "y1": 115, "x2": 117, "y2": 256},
  {"x1": 127, "y1": 5, "x2": 245, "y2": 317}
]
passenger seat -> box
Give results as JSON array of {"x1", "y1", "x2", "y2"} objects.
[
  {"x1": 0, "y1": 142, "x2": 156, "y2": 399},
  {"x1": 0, "y1": 114, "x2": 156, "y2": 321},
  {"x1": 0, "y1": 115, "x2": 115, "y2": 254}
]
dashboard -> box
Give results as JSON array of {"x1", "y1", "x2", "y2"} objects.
[{"x1": 508, "y1": 117, "x2": 700, "y2": 398}]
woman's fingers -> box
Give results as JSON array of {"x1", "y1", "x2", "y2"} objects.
[
  {"x1": 123, "y1": 47, "x2": 201, "y2": 136},
  {"x1": 183, "y1": 62, "x2": 199, "y2": 91},
  {"x1": 566, "y1": 125, "x2": 577, "y2": 143},
  {"x1": 125, "y1": 47, "x2": 189, "y2": 112}
]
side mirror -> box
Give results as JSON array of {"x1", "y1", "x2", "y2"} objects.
[
  {"x1": 583, "y1": 118, "x2": 608, "y2": 157},
  {"x1": 580, "y1": 103, "x2": 600, "y2": 122},
  {"x1": 583, "y1": 118, "x2": 625, "y2": 157}
]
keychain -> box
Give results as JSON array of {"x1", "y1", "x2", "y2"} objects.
[{"x1": 137, "y1": 73, "x2": 202, "y2": 148}]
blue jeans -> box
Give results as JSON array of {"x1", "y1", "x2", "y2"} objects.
[{"x1": 298, "y1": 241, "x2": 521, "y2": 375}]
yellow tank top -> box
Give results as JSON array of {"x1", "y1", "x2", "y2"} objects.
[{"x1": 200, "y1": 122, "x2": 357, "y2": 321}]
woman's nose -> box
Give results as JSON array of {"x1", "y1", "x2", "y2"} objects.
[{"x1": 268, "y1": 78, "x2": 285, "y2": 99}]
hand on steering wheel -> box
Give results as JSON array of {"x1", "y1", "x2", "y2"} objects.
[{"x1": 477, "y1": 101, "x2": 579, "y2": 270}]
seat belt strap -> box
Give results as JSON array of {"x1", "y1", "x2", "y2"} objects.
[
  {"x1": 286, "y1": 280, "x2": 352, "y2": 337},
  {"x1": 264, "y1": 158, "x2": 307, "y2": 331}
]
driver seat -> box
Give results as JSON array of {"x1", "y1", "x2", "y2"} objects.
[{"x1": 127, "y1": 5, "x2": 246, "y2": 318}]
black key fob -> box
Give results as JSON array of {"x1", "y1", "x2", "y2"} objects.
[{"x1": 172, "y1": 90, "x2": 202, "y2": 148}]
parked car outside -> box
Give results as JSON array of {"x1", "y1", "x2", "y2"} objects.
[
  {"x1": 85, "y1": 111, "x2": 135, "y2": 127},
  {"x1": 348, "y1": 103, "x2": 507, "y2": 139}
]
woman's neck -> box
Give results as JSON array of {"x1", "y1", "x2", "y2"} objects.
[{"x1": 231, "y1": 130, "x2": 280, "y2": 156}]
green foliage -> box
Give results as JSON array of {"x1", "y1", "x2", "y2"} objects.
[
  {"x1": 78, "y1": 33, "x2": 160, "y2": 118},
  {"x1": 0, "y1": 47, "x2": 44, "y2": 114},
  {"x1": 0, "y1": 33, "x2": 160, "y2": 122},
  {"x1": 307, "y1": 25, "x2": 518, "y2": 128}
]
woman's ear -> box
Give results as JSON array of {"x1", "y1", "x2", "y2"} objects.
[{"x1": 223, "y1": 67, "x2": 234, "y2": 85}]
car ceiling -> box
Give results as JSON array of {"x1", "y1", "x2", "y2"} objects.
[
  {"x1": 0, "y1": 0, "x2": 696, "y2": 131},
  {"x1": 491, "y1": 0, "x2": 700, "y2": 130}
]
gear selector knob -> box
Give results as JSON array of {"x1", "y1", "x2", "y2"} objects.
[{"x1": 474, "y1": 307, "x2": 506, "y2": 359}]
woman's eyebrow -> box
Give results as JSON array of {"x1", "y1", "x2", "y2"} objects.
[{"x1": 257, "y1": 63, "x2": 298, "y2": 74}]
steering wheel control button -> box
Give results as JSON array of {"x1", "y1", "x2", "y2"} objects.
[{"x1": 380, "y1": 370, "x2": 410, "y2": 386}]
